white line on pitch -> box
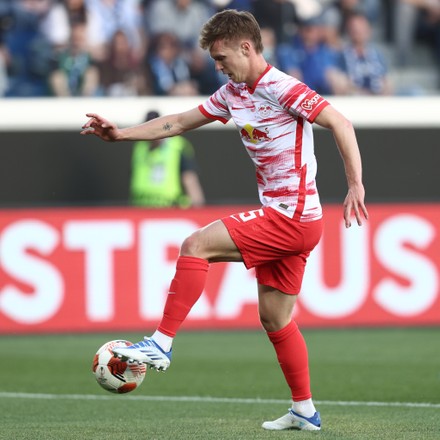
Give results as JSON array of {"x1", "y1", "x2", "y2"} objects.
[{"x1": 0, "y1": 392, "x2": 439, "y2": 409}]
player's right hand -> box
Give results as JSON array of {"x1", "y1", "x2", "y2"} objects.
[{"x1": 80, "y1": 113, "x2": 122, "y2": 142}]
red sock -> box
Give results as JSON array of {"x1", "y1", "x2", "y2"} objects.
[
  {"x1": 266, "y1": 320, "x2": 312, "y2": 401},
  {"x1": 157, "y1": 256, "x2": 209, "y2": 337}
]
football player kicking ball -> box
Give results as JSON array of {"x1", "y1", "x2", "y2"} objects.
[{"x1": 81, "y1": 9, "x2": 368, "y2": 432}]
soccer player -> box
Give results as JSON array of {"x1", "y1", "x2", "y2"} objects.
[{"x1": 81, "y1": 9, "x2": 368, "y2": 432}]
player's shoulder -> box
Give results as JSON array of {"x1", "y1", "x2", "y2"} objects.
[
  {"x1": 261, "y1": 66, "x2": 304, "y2": 97},
  {"x1": 263, "y1": 66, "x2": 302, "y2": 88}
]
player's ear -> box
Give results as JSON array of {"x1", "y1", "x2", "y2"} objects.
[{"x1": 240, "y1": 41, "x2": 251, "y2": 56}]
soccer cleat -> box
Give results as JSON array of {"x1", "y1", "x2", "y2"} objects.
[
  {"x1": 112, "y1": 337, "x2": 172, "y2": 371},
  {"x1": 262, "y1": 408, "x2": 321, "y2": 431}
]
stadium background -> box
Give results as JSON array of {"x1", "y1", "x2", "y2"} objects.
[
  {"x1": 1, "y1": 2, "x2": 439, "y2": 437},
  {"x1": 0, "y1": 96, "x2": 439, "y2": 333}
]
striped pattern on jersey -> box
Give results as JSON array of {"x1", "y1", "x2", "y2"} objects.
[{"x1": 199, "y1": 65, "x2": 329, "y2": 221}]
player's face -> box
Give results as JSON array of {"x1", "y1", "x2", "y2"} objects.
[{"x1": 209, "y1": 39, "x2": 251, "y2": 85}]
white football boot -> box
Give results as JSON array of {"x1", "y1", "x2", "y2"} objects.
[
  {"x1": 112, "y1": 337, "x2": 171, "y2": 371},
  {"x1": 262, "y1": 408, "x2": 321, "y2": 431}
]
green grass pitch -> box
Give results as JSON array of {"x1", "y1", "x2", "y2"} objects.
[{"x1": 1, "y1": 328, "x2": 439, "y2": 440}]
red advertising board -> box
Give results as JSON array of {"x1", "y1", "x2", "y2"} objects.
[{"x1": 0, "y1": 204, "x2": 439, "y2": 333}]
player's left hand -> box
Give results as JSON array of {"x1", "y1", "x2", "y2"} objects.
[{"x1": 343, "y1": 182, "x2": 369, "y2": 228}]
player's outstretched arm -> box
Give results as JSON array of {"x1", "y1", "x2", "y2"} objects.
[
  {"x1": 314, "y1": 105, "x2": 369, "y2": 228},
  {"x1": 81, "y1": 107, "x2": 212, "y2": 142}
]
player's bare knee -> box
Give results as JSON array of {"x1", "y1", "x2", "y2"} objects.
[
  {"x1": 180, "y1": 231, "x2": 204, "y2": 257},
  {"x1": 259, "y1": 311, "x2": 287, "y2": 333}
]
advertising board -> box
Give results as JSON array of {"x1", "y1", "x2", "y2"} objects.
[{"x1": 1, "y1": 204, "x2": 438, "y2": 333}]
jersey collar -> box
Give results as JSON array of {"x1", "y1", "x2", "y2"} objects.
[{"x1": 246, "y1": 64, "x2": 272, "y2": 94}]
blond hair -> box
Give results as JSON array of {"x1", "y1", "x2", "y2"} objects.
[{"x1": 199, "y1": 9, "x2": 263, "y2": 53}]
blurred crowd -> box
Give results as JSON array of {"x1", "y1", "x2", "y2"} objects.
[{"x1": 0, "y1": 0, "x2": 439, "y2": 98}]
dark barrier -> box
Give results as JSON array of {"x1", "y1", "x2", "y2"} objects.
[{"x1": 0, "y1": 127, "x2": 438, "y2": 207}]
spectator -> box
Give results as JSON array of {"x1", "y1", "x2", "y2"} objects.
[
  {"x1": 394, "y1": 0, "x2": 440, "y2": 69},
  {"x1": 147, "y1": 31, "x2": 198, "y2": 96},
  {"x1": 145, "y1": 0, "x2": 218, "y2": 93},
  {"x1": 62, "y1": 0, "x2": 89, "y2": 26},
  {"x1": 50, "y1": 21, "x2": 99, "y2": 96},
  {"x1": 338, "y1": 0, "x2": 381, "y2": 26},
  {"x1": 0, "y1": 45, "x2": 7, "y2": 96},
  {"x1": 99, "y1": 29, "x2": 150, "y2": 96},
  {"x1": 3, "y1": 0, "x2": 56, "y2": 97},
  {"x1": 3, "y1": 0, "x2": 70, "y2": 51},
  {"x1": 85, "y1": 0, "x2": 144, "y2": 62},
  {"x1": 252, "y1": 0, "x2": 298, "y2": 44},
  {"x1": 261, "y1": 26, "x2": 280, "y2": 68},
  {"x1": 210, "y1": 0, "x2": 254, "y2": 12},
  {"x1": 277, "y1": 16, "x2": 347, "y2": 95},
  {"x1": 291, "y1": 1, "x2": 382, "y2": 44},
  {"x1": 130, "y1": 110, "x2": 205, "y2": 208},
  {"x1": 319, "y1": 3, "x2": 344, "y2": 51},
  {"x1": 187, "y1": 45, "x2": 224, "y2": 94},
  {"x1": 145, "y1": 0, "x2": 212, "y2": 50},
  {"x1": 0, "y1": 1, "x2": 10, "y2": 96},
  {"x1": 341, "y1": 12, "x2": 392, "y2": 95},
  {"x1": 39, "y1": 0, "x2": 70, "y2": 50}
]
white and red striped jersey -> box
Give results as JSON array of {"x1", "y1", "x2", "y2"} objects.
[{"x1": 199, "y1": 64, "x2": 329, "y2": 221}]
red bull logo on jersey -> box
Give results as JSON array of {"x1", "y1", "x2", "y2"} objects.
[
  {"x1": 301, "y1": 94, "x2": 321, "y2": 111},
  {"x1": 256, "y1": 104, "x2": 274, "y2": 118},
  {"x1": 240, "y1": 124, "x2": 272, "y2": 144}
]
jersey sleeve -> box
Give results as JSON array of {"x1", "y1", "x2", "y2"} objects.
[
  {"x1": 276, "y1": 77, "x2": 330, "y2": 123},
  {"x1": 198, "y1": 85, "x2": 231, "y2": 124}
]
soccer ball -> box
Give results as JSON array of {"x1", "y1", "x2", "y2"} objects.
[{"x1": 92, "y1": 340, "x2": 147, "y2": 394}]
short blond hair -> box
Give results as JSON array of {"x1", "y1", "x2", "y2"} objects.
[{"x1": 199, "y1": 9, "x2": 264, "y2": 53}]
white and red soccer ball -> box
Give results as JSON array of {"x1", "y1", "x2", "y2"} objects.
[{"x1": 92, "y1": 340, "x2": 146, "y2": 394}]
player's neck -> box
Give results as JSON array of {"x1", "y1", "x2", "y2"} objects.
[{"x1": 245, "y1": 55, "x2": 269, "y2": 88}]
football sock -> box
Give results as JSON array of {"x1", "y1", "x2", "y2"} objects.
[
  {"x1": 157, "y1": 256, "x2": 209, "y2": 337},
  {"x1": 151, "y1": 330, "x2": 173, "y2": 353},
  {"x1": 266, "y1": 320, "x2": 312, "y2": 405},
  {"x1": 292, "y1": 398, "x2": 317, "y2": 418}
]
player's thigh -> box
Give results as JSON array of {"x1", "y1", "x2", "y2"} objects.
[
  {"x1": 181, "y1": 219, "x2": 242, "y2": 262},
  {"x1": 256, "y1": 252, "x2": 308, "y2": 295}
]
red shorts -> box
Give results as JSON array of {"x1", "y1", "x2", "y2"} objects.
[{"x1": 222, "y1": 207, "x2": 322, "y2": 294}]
